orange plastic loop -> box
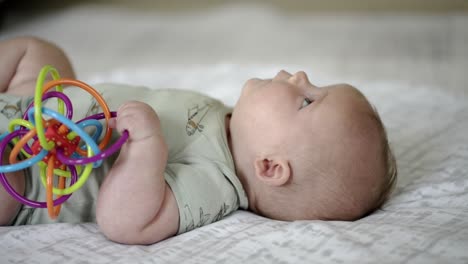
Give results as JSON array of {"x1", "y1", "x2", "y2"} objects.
[
  {"x1": 9, "y1": 129, "x2": 38, "y2": 165},
  {"x1": 43, "y1": 79, "x2": 113, "y2": 156},
  {"x1": 46, "y1": 156, "x2": 64, "y2": 219}
]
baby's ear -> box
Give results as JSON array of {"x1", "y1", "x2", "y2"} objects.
[{"x1": 254, "y1": 157, "x2": 291, "y2": 187}]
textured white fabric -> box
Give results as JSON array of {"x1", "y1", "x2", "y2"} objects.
[
  {"x1": 1, "y1": 65, "x2": 467, "y2": 264},
  {"x1": 1, "y1": 3, "x2": 467, "y2": 263}
]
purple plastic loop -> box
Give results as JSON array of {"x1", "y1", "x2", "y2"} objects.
[
  {"x1": 22, "y1": 91, "x2": 74, "y2": 121},
  {"x1": 57, "y1": 130, "x2": 128, "y2": 165},
  {"x1": 0, "y1": 129, "x2": 77, "y2": 208},
  {"x1": 56, "y1": 111, "x2": 127, "y2": 165},
  {"x1": 78, "y1": 111, "x2": 117, "y2": 122}
]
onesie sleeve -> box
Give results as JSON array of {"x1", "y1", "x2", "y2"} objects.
[{"x1": 164, "y1": 161, "x2": 241, "y2": 234}]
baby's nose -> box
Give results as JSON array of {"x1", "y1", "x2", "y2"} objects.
[
  {"x1": 273, "y1": 70, "x2": 292, "y2": 81},
  {"x1": 290, "y1": 71, "x2": 309, "y2": 85}
]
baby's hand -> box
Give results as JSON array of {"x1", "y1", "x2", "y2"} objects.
[
  {"x1": 111, "y1": 101, "x2": 162, "y2": 142},
  {"x1": 97, "y1": 101, "x2": 172, "y2": 245}
]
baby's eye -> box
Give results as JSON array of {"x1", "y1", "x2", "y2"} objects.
[{"x1": 301, "y1": 98, "x2": 313, "y2": 108}]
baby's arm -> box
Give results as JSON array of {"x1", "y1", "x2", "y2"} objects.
[
  {"x1": 0, "y1": 37, "x2": 75, "y2": 225},
  {"x1": 96, "y1": 101, "x2": 179, "y2": 245},
  {"x1": 0, "y1": 36, "x2": 75, "y2": 95}
]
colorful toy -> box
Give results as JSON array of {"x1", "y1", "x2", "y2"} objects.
[{"x1": 0, "y1": 65, "x2": 129, "y2": 219}]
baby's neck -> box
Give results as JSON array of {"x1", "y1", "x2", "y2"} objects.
[{"x1": 225, "y1": 114, "x2": 257, "y2": 212}]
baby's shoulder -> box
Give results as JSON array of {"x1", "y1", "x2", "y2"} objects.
[{"x1": 92, "y1": 83, "x2": 220, "y2": 103}]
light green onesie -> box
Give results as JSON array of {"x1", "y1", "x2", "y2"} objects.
[{"x1": 0, "y1": 84, "x2": 248, "y2": 234}]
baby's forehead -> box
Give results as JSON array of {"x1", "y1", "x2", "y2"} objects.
[
  {"x1": 328, "y1": 85, "x2": 369, "y2": 106},
  {"x1": 324, "y1": 87, "x2": 376, "y2": 122},
  {"x1": 302, "y1": 88, "x2": 380, "y2": 156}
]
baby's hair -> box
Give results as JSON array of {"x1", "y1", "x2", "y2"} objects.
[
  {"x1": 367, "y1": 106, "x2": 398, "y2": 214},
  {"x1": 253, "y1": 87, "x2": 398, "y2": 221}
]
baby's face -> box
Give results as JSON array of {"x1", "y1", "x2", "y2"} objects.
[
  {"x1": 232, "y1": 70, "x2": 369, "y2": 149},
  {"x1": 231, "y1": 70, "x2": 382, "y2": 220}
]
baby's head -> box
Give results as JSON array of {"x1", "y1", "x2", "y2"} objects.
[{"x1": 229, "y1": 70, "x2": 397, "y2": 221}]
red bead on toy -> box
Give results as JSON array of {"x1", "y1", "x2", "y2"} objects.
[{"x1": 31, "y1": 119, "x2": 81, "y2": 169}]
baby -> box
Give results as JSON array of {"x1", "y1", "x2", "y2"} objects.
[{"x1": 0, "y1": 37, "x2": 397, "y2": 245}]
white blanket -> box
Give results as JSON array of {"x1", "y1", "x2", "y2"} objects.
[
  {"x1": 1, "y1": 65, "x2": 467, "y2": 264},
  {"x1": 1, "y1": 3, "x2": 467, "y2": 263}
]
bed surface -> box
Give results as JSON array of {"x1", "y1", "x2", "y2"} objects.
[
  {"x1": 1, "y1": 66, "x2": 467, "y2": 264},
  {"x1": 1, "y1": 3, "x2": 467, "y2": 263}
]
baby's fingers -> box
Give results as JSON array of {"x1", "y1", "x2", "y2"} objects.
[
  {"x1": 108, "y1": 118, "x2": 117, "y2": 129},
  {"x1": 116, "y1": 101, "x2": 161, "y2": 141}
]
